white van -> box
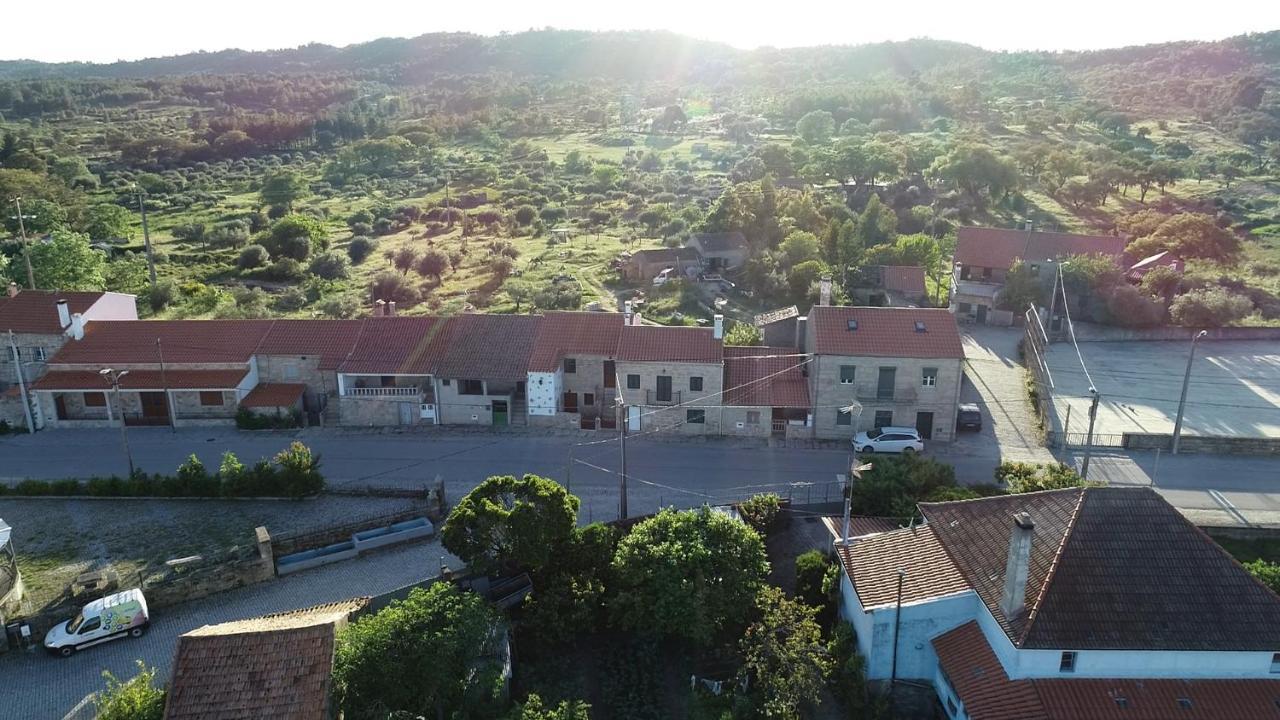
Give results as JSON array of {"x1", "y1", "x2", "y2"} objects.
[{"x1": 44, "y1": 588, "x2": 150, "y2": 657}]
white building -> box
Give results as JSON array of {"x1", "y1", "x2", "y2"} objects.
[{"x1": 836, "y1": 487, "x2": 1280, "y2": 719}]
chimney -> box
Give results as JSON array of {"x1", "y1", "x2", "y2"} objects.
[
  {"x1": 713, "y1": 314, "x2": 724, "y2": 340},
  {"x1": 387, "y1": 301, "x2": 396, "y2": 317},
  {"x1": 6, "y1": 282, "x2": 16, "y2": 298},
  {"x1": 819, "y1": 276, "x2": 832, "y2": 306},
  {"x1": 623, "y1": 300, "x2": 633, "y2": 325},
  {"x1": 1024, "y1": 220, "x2": 1034, "y2": 232},
  {"x1": 999, "y1": 512, "x2": 1036, "y2": 620},
  {"x1": 795, "y1": 316, "x2": 808, "y2": 352},
  {"x1": 632, "y1": 311, "x2": 642, "y2": 326},
  {"x1": 56, "y1": 299, "x2": 71, "y2": 329},
  {"x1": 374, "y1": 299, "x2": 386, "y2": 317},
  {"x1": 68, "y1": 313, "x2": 85, "y2": 341}
]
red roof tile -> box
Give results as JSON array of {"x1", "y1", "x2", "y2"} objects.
[
  {"x1": 528, "y1": 312, "x2": 624, "y2": 372},
  {"x1": 240, "y1": 383, "x2": 307, "y2": 408},
  {"x1": 1035, "y1": 678, "x2": 1280, "y2": 720},
  {"x1": 255, "y1": 319, "x2": 363, "y2": 370},
  {"x1": 955, "y1": 227, "x2": 1125, "y2": 270},
  {"x1": 34, "y1": 368, "x2": 248, "y2": 390},
  {"x1": 836, "y1": 524, "x2": 970, "y2": 608},
  {"x1": 433, "y1": 314, "x2": 541, "y2": 381},
  {"x1": 50, "y1": 320, "x2": 275, "y2": 365},
  {"x1": 617, "y1": 325, "x2": 723, "y2": 363},
  {"x1": 722, "y1": 346, "x2": 809, "y2": 407},
  {"x1": 0, "y1": 290, "x2": 105, "y2": 334},
  {"x1": 933, "y1": 621, "x2": 1048, "y2": 720},
  {"x1": 879, "y1": 266, "x2": 927, "y2": 295},
  {"x1": 809, "y1": 306, "x2": 963, "y2": 359},
  {"x1": 337, "y1": 317, "x2": 448, "y2": 375},
  {"x1": 822, "y1": 515, "x2": 904, "y2": 540}
]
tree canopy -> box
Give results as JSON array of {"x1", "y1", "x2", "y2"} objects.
[{"x1": 441, "y1": 474, "x2": 579, "y2": 575}]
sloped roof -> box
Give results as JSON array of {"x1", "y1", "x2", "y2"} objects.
[
  {"x1": 50, "y1": 320, "x2": 275, "y2": 365},
  {"x1": 164, "y1": 598, "x2": 369, "y2": 720},
  {"x1": 240, "y1": 383, "x2": 307, "y2": 408},
  {"x1": 933, "y1": 621, "x2": 1048, "y2": 720},
  {"x1": 433, "y1": 313, "x2": 541, "y2": 381},
  {"x1": 34, "y1": 368, "x2": 248, "y2": 391},
  {"x1": 0, "y1": 290, "x2": 105, "y2": 335},
  {"x1": 955, "y1": 227, "x2": 1125, "y2": 270},
  {"x1": 690, "y1": 231, "x2": 748, "y2": 252},
  {"x1": 722, "y1": 346, "x2": 809, "y2": 407},
  {"x1": 922, "y1": 487, "x2": 1280, "y2": 651},
  {"x1": 836, "y1": 524, "x2": 971, "y2": 609},
  {"x1": 809, "y1": 306, "x2": 963, "y2": 359},
  {"x1": 753, "y1": 305, "x2": 799, "y2": 327},
  {"x1": 617, "y1": 325, "x2": 722, "y2": 363},
  {"x1": 879, "y1": 266, "x2": 927, "y2": 295},
  {"x1": 528, "y1": 311, "x2": 624, "y2": 372},
  {"x1": 337, "y1": 316, "x2": 449, "y2": 375},
  {"x1": 822, "y1": 515, "x2": 904, "y2": 540},
  {"x1": 629, "y1": 247, "x2": 701, "y2": 263},
  {"x1": 256, "y1": 319, "x2": 363, "y2": 370}
]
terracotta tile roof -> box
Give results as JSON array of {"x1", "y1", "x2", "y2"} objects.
[
  {"x1": 337, "y1": 316, "x2": 448, "y2": 375},
  {"x1": 836, "y1": 524, "x2": 971, "y2": 609},
  {"x1": 165, "y1": 599, "x2": 367, "y2": 720},
  {"x1": 878, "y1": 266, "x2": 927, "y2": 295},
  {"x1": 629, "y1": 247, "x2": 701, "y2": 264},
  {"x1": 33, "y1": 368, "x2": 248, "y2": 391},
  {"x1": 955, "y1": 227, "x2": 1125, "y2": 270},
  {"x1": 617, "y1": 325, "x2": 723, "y2": 363},
  {"x1": 822, "y1": 515, "x2": 904, "y2": 540},
  {"x1": 0, "y1": 290, "x2": 104, "y2": 335},
  {"x1": 690, "y1": 231, "x2": 748, "y2": 252},
  {"x1": 722, "y1": 346, "x2": 810, "y2": 407},
  {"x1": 1035, "y1": 678, "x2": 1280, "y2": 720},
  {"x1": 256, "y1": 319, "x2": 363, "y2": 370},
  {"x1": 528, "y1": 311, "x2": 624, "y2": 372},
  {"x1": 808, "y1": 306, "x2": 963, "y2": 359},
  {"x1": 933, "y1": 621, "x2": 1048, "y2": 720},
  {"x1": 922, "y1": 487, "x2": 1280, "y2": 651},
  {"x1": 50, "y1": 320, "x2": 275, "y2": 365},
  {"x1": 240, "y1": 383, "x2": 306, "y2": 408},
  {"x1": 753, "y1": 306, "x2": 799, "y2": 327},
  {"x1": 433, "y1": 313, "x2": 541, "y2": 381}
]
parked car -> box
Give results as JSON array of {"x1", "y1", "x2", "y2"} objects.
[
  {"x1": 957, "y1": 403, "x2": 983, "y2": 431},
  {"x1": 44, "y1": 588, "x2": 149, "y2": 657},
  {"x1": 652, "y1": 267, "x2": 675, "y2": 286},
  {"x1": 853, "y1": 427, "x2": 925, "y2": 454}
]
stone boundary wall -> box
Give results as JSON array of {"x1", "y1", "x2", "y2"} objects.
[
  {"x1": 1122, "y1": 432, "x2": 1280, "y2": 455},
  {"x1": 1070, "y1": 322, "x2": 1280, "y2": 343}
]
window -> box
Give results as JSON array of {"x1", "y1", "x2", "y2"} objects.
[
  {"x1": 604, "y1": 360, "x2": 616, "y2": 388},
  {"x1": 1059, "y1": 651, "x2": 1077, "y2": 673},
  {"x1": 686, "y1": 409, "x2": 705, "y2": 424},
  {"x1": 583, "y1": 393, "x2": 595, "y2": 407},
  {"x1": 199, "y1": 391, "x2": 223, "y2": 406},
  {"x1": 563, "y1": 358, "x2": 576, "y2": 374},
  {"x1": 874, "y1": 410, "x2": 893, "y2": 428},
  {"x1": 839, "y1": 365, "x2": 856, "y2": 384},
  {"x1": 32, "y1": 347, "x2": 47, "y2": 362},
  {"x1": 690, "y1": 376, "x2": 703, "y2": 392},
  {"x1": 960, "y1": 266, "x2": 971, "y2": 281},
  {"x1": 78, "y1": 617, "x2": 101, "y2": 635},
  {"x1": 836, "y1": 409, "x2": 852, "y2": 426},
  {"x1": 958, "y1": 302, "x2": 972, "y2": 314},
  {"x1": 562, "y1": 392, "x2": 578, "y2": 413},
  {"x1": 922, "y1": 368, "x2": 938, "y2": 387},
  {"x1": 914, "y1": 320, "x2": 927, "y2": 333},
  {"x1": 746, "y1": 411, "x2": 761, "y2": 425},
  {"x1": 283, "y1": 364, "x2": 300, "y2": 380},
  {"x1": 1271, "y1": 653, "x2": 1280, "y2": 674},
  {"x1": 982, "y1": 267, "x2": 993, "y2": 280},
  {"x1": 846, "y1": 319, "x2": 858, "y2": 331},
  {"x1": 460, "y1": 379, "x2": 484, "y2": 395},
  {"x1": 83, "y1": 392, "x2": 106, "y2": 407},
  {"x1": 626, "y1": 374, "x2": 640, "y2": 390},
  {"x1": 1177, "y1": 698, "x2": 1193, "y2": 710},
  {"x1": 656, "y1": 375, "x2": 672, "y2": 402}
]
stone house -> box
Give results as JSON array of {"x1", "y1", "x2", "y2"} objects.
[
  {"x1": 803, "y1": 306, "x2": 964, "y2": 442},
  {"x1": 753, "y1": 305, "x2": 800, "y2": 347},
  {"x1": 721, "y1": 345, "x2": 811, "y2": 439},
  {"x1": 686, "y1": 231, "x2": 749, "y2": 272},
  {"x1": 431, "y1": 313, "x2": 540, "y2": 427},
  {"x1": 334, "y1": 316, "x2": 448, "y2": 427},
  {"x1": 835, "y1": 487, "x2": 1280, "y2": 720},
  {"x1": 526, "y1": 311, "x2": 624, "y2": 430},
  {"x1": 622, "y1": 247, "x2": 702, "y2": 283},
  {"x1": 615, "y1": 320, "x2": 724, "y2": 436}
]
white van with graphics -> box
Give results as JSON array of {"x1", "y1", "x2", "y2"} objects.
[{"x1": 44, "y1": 589, "x2": 150, "y2": 657}]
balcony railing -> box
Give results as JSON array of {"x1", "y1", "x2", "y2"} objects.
[
  {"x1": 645, "y1": 389, "x2": 682, "y2": 406},
  {"x1": 346, "y1": 386, "x2": 422, "y2": 398},
  {"x1": 854, "y1": 384, "x2": 917, "y2": 403}
]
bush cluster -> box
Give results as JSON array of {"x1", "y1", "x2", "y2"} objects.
[
  {"x1": 0, "y1": 442, "x2": 323, "y2": 499},
  {"x1": 235, "y1": 407, "x2": 302, "y2": 430}
]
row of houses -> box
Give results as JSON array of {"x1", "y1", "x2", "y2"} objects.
[
  {"x1": 834, "y1": 486, "x2": 1280, "y2": 719},
  {"x1": 1, "y1": 284, "x2": 967, "y2": 442}
]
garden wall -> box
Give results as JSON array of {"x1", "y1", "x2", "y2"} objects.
[
  {"x1": 1070, "y1": 322, "x2": 1280, "y2": 343},
  {"x1": 1122, "y1": 432, "x2": 1280, "y2": 455}
]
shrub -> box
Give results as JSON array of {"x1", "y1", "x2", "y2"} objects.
[
  {"x1": 369, "y1": 270, "x2": 421, "y2": 304},
  {"x1": 347, "y1": 235, "x2": 377, "y2": 264},
  {"x1": 146, "y1": 280, "x2": 177, "y2": 311},
  {"x1": 995, "y1": 461, "x2": 1085, "y2": 493},
  {"x1": 95, "y1": 661, "x2": 166, "y2": 720},
  {"x1": 274, "y1": 287, "x2": 308, "y2": 311},
  {"x1": 235, "y1": 407, "x2": 302, "y2": 430},
  {"x1": 1244, "y1": 559, "x2": 1280, "y2": 594},
  {"x1": 263, "y1": 258, "x2": 306, "y2": 282},
  {"x1": 309, "y1": 250, "x2": 351, "y2": 280},
  {"x1": 274, "y1": 441, "x2": 325, "y2": 498},
  {"x1": 1169, "y1": 287, "x2": 1253, "y2": 327},
  {"x1": 739, "y1": 493, "x2": 782, "y2": 534},
  {"x1": 319, "y1": 295, "x2": 361, "y2": 318},
  {"x1": 794, "y1": 550, "x2": 830, "y2": 609},
  {"x1": 349, "y1": 221, "x2": 373, "y2": 237},
  {"x1": 237, "y1": 244, "x2": 270, "y2": 270}
]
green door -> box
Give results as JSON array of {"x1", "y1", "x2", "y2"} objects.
[{"x1": 492, "y1": 400, "x2": 508, "y2": 426}]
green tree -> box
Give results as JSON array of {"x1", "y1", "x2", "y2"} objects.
[
  {"x1": 855, "y1": 194, "x2": 897, "y2": 247},
  {"x1": 414, "y1": 249, "x2": 450, "y2": 282},
  {"x1": 441, "y1": 474, "x2": 579, "y2": 575},
  {"x1": 5, "y1": 197, "x2": 67, "y2": 236},
  {"x1": 929, "y1": 143, "x2": 1020, "y2": 204},
  {"x1": 849, "y1": 453, "x2": 958, "y2": 518},
  {"x1": 505, "y1": 695, "x2": 591, "y2": 720},
  {"x1": 724, "y1": 322, "x2": 762, "y2": 346},
  {"x1": 333, "y1": 584, "x2": 504, "y2": 720},
  {"x1": 611, "y1": 507, "x2": 768, "y2": 646},
  {"x1": 308, "y1": 250, "x2": 351, "y2": 280},
  {"x1": 51, "y1": 155, "x2": 96, "y2": 189},
  {"x1": 522, "y1": 523, "x2": 619, "y2": 645},
  {"x1": 94, "y1": 661, "x2": 165, "y2": 720},
  {"x1": 796, "y1": 110, "x2": 835, "y2": 145},
  {"x1": 780, "y1": 230, "x2": 821, "y2": 268},
  {"x1": 995, "y1": 461, "x2": 1086, "y2": 493},
  {"x1": 997, "y1": 261, "x2": 1044, "y2": 312},
  {"x1": 592, "y1": 164, "x2": 620, "y2": 190},
  {"x1": 29, "y1": 230, "x2": 105, "y2": 290},
  {"x1": 1127, "y1": 213, "x2": 1240, "y2": 262},
  {"x1": 1169, "y1": 288, "x2": 1254, "y2": 327},
  {"x1": 83, "y1": 204, "x2": 134, "y2": 241},
  {"x1": 739, "y1": 587, "x2": 830, "y2": 718},
  {"x1": 259, "y1": 170, "x2": 310, "y2": 211},
  {"x1": 1244, "y1": 559, "x2": 1280, "y2": 594},
  {"x1": 263, "y1": 214, "x2": 328, "y2": 261}
]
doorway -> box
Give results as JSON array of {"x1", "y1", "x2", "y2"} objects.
[
  {"x1": 915, "y1": 411, "x2": 934, "y2": 440},
  {"x1": 398, "y1": 402, "x2": 416, "y2": 425},
  {"x1": 656, "y1": 375, "x2": 672, "y2": 402},
  {"x1": 140, "y1": 392, "x2": 169, "y2": 420},
  {"x1": 55, "y1": 395, "x2": 68, "y2": 421},
  {"x1": 876, "y1": 367, "x2": 896, "y2": 401},
  {"x1": 492, "y1": 400, "x2": 509, "y2": 426},
  {"x1": 976, "y1": 304, "x2": 988, "y2": 324}
]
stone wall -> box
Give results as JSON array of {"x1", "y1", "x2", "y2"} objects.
[
  {"x1": 256, "y1": 354, "x2": 331, "y2": 412},
  {"x1": 1070, "y1": 323, "x2": 1280, "y2": 343},
  {"x1": 562, "y1": 354, "x2": 614, "y2": 411},
  {"x1": 807, "y1": 353, "x2": 963, "y2": 441},
  {"x1": 338, "y1": 396, "x2": 415, "y2": 427},
  {"x1": 0, "y1": 331, "x2": 66, "y2": 386},
  {"x1": 1123, "y1": 432, "x2": 1280, "y2": 455},
  {"x1": 720, "y1": 406, "x2": 773, "y2": 437},
  {"x1": 437, "y1": 378, "x2": 498, "y2": 425},
  {"x1": 172, "y1": 389, "x2": 236, "y2": 419},
  {"x1": 616, "y1": 359, "x2": 723, "y2": 435},
  {"x1": 144, "y1": 527, "x2": 275, "y2": 610}
]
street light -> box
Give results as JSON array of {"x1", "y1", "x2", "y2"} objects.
[
  {"x1": 100, "y1": 368, "x2": 135, "y2": 476},
  {"x1": 1171, "y1": 330, "x2": 1209, "y2": 455},
  {"x1": 1080, "y1": 386, "x2": 1100, "y2": 480}
]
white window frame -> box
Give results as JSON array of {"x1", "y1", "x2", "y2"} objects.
[{"x1": 922, "y1": 367, "x2": 938, "y2": 388}]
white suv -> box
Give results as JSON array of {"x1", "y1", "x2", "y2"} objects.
[{"x1": 853, "y1": 426, "x2": 925, "y2": 454}]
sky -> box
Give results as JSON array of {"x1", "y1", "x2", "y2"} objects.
[{"x1": 6, "y1": 0, "x2": 1280, "y2": 64}]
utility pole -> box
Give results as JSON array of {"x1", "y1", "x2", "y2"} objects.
[
  {"x1": 1080, "y1": 387, "x2": 1100, "y2": 480},
  {"x1": 1171, "y1": 330, "x2": 1208, "y2": 455},
  {"x1": 443, "y1": 172, "x2": 452, "y2": 230},
  {"x1": 11, "y1": 197, "x2": 36, "y2": 289},
  {"x1": 618, "y1": 400, "x2": 628, "y2": 520},
  {"x1": 137, "y1": 188, "x2": 157, "y2": 290},
  {"x1": 1045, "y1": 261, "x2": 1061, "y2": 342},
  {"x1": 841, "y1": 461, "x2": 874, "y2": 545},
  {"x1": 7, "y1": 330, "x2": 35, "y2": 433},
  {"x1": 101, "y1": 368, "x2": 135, "y2": 476}
]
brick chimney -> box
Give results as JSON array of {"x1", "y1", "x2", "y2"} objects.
[
  {"x1": 1024, "y1": 219, "x2": 1034, "y2": 231},
  {"x1": 713, "y1": 314, "x2": 724, "y2": 340},
  {"x1": 819, "y1": 276, "x2": 832, "y2": 306},
  {"x1": 6, "y1": 281, "x2": 16, "y2": 298},
  {"x1": 387, "y1": 301, "x2": 396, "y2": 317},
  {"x1": 56, "y1": 299, "x2": 71, "y2": 329},
  {"x1": 374, "y1": 299, "x2": 386, "y2": 317},
  {"x1": 1000, "y1": 512, "x2": 1035, "y2": 620}
]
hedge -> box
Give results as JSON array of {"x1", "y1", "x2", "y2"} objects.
[{"x1": 0, "y1": 442, "x2": 324, "y2": 499}]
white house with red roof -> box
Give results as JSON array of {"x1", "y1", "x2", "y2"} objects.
[{"x1": 837, "y1": 487, "x2": 1280, "y2": 720}]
